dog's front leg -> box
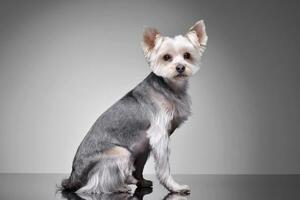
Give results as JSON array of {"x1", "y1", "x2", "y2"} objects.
[{"x1": 151, "y1": 134, "x2": 190, "y2": 194}]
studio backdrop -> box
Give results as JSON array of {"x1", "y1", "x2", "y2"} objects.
[{"x1": 0, "y1": 0, "x2": 299, "y2": 174}]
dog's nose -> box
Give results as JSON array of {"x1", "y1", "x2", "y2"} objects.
[{"x1": 176, "y1": 64, "x2": 185, "y2": 73}]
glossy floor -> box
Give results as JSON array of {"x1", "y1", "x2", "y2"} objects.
[{"x1": 0, "y1": 174, "x2": 299, "y2": 200}]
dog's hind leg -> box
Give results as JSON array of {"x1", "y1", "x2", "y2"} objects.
[
  {"x1": 76, "y1": 146, "x2": 134, "y2": 194},
  {"x1": 132, "y1": 148, "x2": 153, "y2": 188}
]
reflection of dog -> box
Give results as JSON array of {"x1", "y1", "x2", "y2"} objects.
[
  {"x1": 61, "y1": 187, "x2": 189, "y2": 200},
  {"x1": 60, "y1": 20, "x2": 208, "y2": 194}
]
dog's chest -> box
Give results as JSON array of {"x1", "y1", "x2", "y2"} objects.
[{"x1": 147, "y1": 92, "x2": 190, "y2": 145}]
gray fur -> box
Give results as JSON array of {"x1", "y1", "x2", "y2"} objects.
[{"x1": 61, "y1": 72, "x2": 191, "y2": 193}]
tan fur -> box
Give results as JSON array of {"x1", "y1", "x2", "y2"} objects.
[
  {"x1": 104, "y1": 146, "x2": 130, "y2": 157},
  {"x1": 150, "y1": 88, "x2": 174, "y2": 114},
  {"x1": 143, "y1": 28, "x2": 160, "y2": 50}
]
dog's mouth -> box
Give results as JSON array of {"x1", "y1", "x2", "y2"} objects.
[{"x1": 174, "y1": 74, "x2": 188, "y2": 79}]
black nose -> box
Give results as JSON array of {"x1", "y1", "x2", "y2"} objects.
[{"x1": 176, "y1": 65, "x2": 185, "y2": 73}]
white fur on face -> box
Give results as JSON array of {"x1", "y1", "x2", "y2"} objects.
[
  {"x1": 148, "y1": 35, "x2": 202, "y2": 80},
  {"x1": 142, "y1": 20, "x2": 207, "y2": 81}
]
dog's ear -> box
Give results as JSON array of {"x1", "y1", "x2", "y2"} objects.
[
  {"x1": 141, "y1": 27, "x2": 161, "y2": 60},
  {"x1": 186, "y1": 20, "x2": 208, "y2": 49}
]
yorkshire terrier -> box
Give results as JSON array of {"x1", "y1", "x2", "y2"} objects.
[{"x1": 61, "y1": 20, "x2": 208, "y2": 194}]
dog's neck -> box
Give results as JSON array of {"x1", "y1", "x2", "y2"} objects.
[
  {"x1": 145, "y1": 72, "x2": 191, "y2": 135},
  {"x1": 164, "y1": 77, "x2": 188, "y2": 94}
]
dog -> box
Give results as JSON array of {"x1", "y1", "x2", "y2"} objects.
[{"x1": 60, "y1": 20, "x2": 208, "y2": 194}]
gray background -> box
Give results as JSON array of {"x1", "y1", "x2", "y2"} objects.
[{"x1": 0, "y1": 0, "x2": 299, "y2": 174}]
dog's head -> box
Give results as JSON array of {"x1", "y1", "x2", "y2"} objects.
[{"x1": 142, "y1": 20, "x2": 208, "y2": 83}]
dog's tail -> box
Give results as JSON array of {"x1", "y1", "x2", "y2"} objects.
[
  {"x1": 60, "y1": 177, "x2": 75, "y2": 191},
  {"x1": 58, "y1": 171, "x2": 82, "y2": 192}
]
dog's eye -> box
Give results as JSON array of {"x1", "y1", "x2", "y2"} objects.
[
  {"x1": 183, "y1": 52, "x2": 191, "y2": 59},
  {"x1": 163, "y1": 54, "x2": 172, "y2": 61}
]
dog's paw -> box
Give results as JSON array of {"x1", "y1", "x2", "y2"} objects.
[
  {"x1": 126, "y1": 175, "x2": 138, "y2": 185},
  {"x1": 137, "y1": 179, "x2": 153, "y2": 188},
  {"x1": 170, "y1": 184, "x2": 191, "y2": 194},
  {"x1": 164, "y1": 192, "x2": 190, "y2": 200},
  {"x1": 133, "y1": 187, "x2": 153, "y2": 199},
  {"x1": 117, "y1": 185, "x2": 132, "y2": 193}
]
